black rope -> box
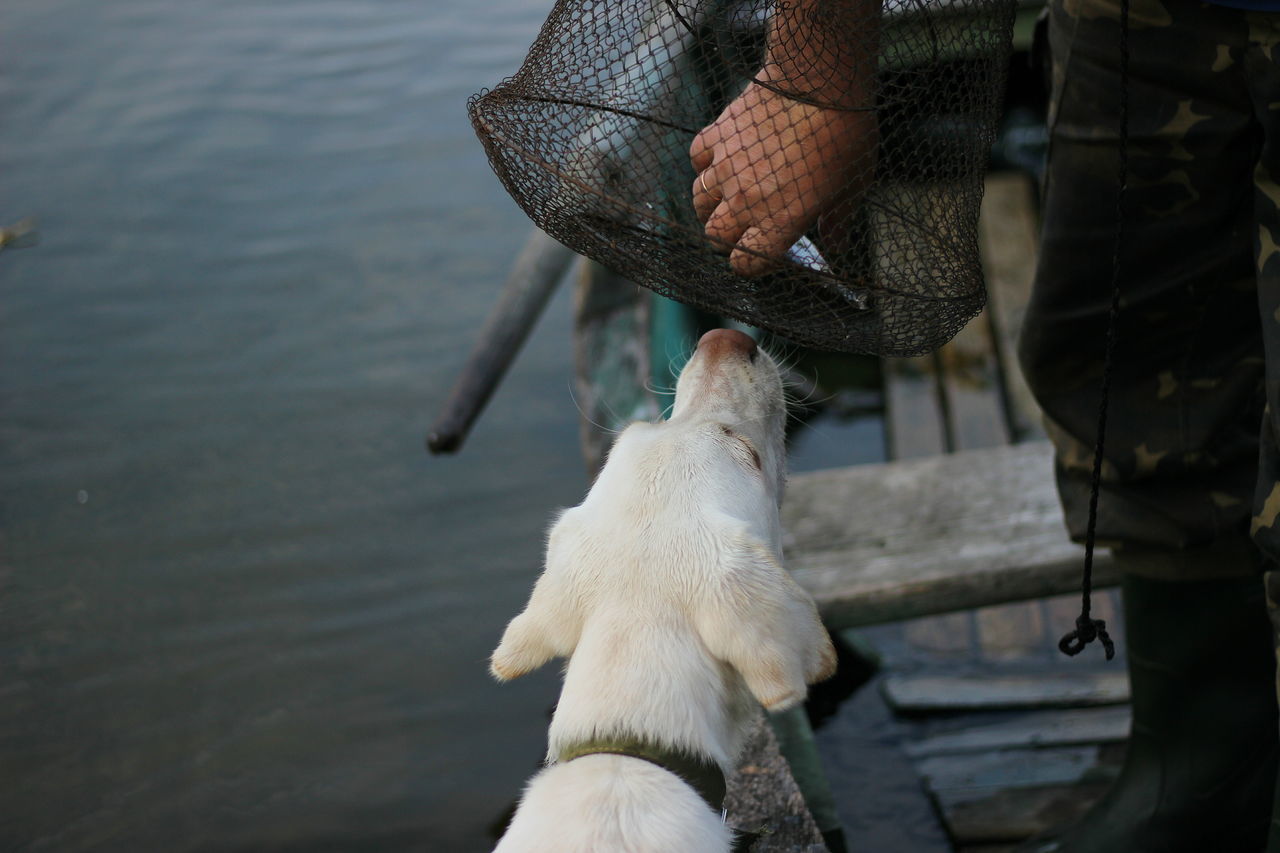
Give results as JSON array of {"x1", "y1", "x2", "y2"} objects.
[{"x1": 1058, "y1": 0, "x2": 1129, "y2": 662}]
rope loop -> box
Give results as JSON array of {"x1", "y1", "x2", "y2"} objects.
[{"x1": 1058, "y1": 615, "x2": 1115, "y2": 660}]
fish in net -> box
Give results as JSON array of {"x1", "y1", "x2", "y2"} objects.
[{"x1": 469, "y1": 0, "x2": 1016, "y2": 355}]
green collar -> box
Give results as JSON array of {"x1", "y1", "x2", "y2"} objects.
[{"x1": 557, "y1": 737, "x2": 727, "y2": 813}]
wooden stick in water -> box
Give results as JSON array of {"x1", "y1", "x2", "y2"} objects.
[{"x1": 426, "y1": 229, "x2": 575, "y2": 455}]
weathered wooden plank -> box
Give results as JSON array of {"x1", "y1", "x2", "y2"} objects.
[
  {"x1": 782, "y1": 441, "x2": 1119, "y2": 629},
  {"x1": 884, "y1": 354, "x2": 949, "y2": 460},
  {"x1": 975, "y1": 600, "x2": 1046, "y2": 661},
  {"x1": 918, "y1": 746, "x2": 1109, "y2": 796},
  {"x1": 939, "y1": 313, "x2": 1011, "y2": 452},
  {"x1": 882, "y1": 673, "x2": 1130, "y2": 713},
  {"x1": 725, "y1": 713, "x2": 829, "y2": 853},
  {"x1": 904, "y1": 706, "x2": 1132, "y2": 758},
  {"x1": 885, "y1": 344, "x2": 969, "y2": 665},
  {"x1": 927, "y1": 739, "x2": 1126, "y2": 844},
  {"x1": 903, "y1": 611, "x2": 975, "y2": 659},
  {"x1": 939, "y1": 779, "x2": 1115, "y2": 845},
  {"x1": 427, "y1": 229, "x2": 576, "y2": 454},
  {"x1": 942, "y1": 173, "x2": 1041, "y2": 662},
  {"x1": 978, "y1": 172, "x2": 1043, "y2": 442}
]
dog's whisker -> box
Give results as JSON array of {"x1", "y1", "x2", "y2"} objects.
[
  {"x1": 662, "y1": 335, "x2": 697, "y2": 391},
  {"x1": 642, "y1": 376, "x2": 677, "y2": 404},
  {"x1": 762, "y1": 341, "x2": 800, "y2": 375},
  {"x1": 566, "y1": 380, "x2": 623, "y2": 437},
  {"x1": 786, "y1": 385, "x2": 839, "y2": 408}
]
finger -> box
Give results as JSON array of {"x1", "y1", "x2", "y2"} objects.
[
  {"x1": 691, "y1": 169, "x2": 725, "y2": 224},
  {"x1": 704, "y1": 198, "x2": 748, "y2": 255},
  {"x1": 689, "y1": 126, "x2": 716, "y2": 173},
  {"x1": 731, "y1": 221, "x2": 800, "y2": 277}
]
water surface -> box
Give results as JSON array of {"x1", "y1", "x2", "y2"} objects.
[
  {"x1": 0, "y1": 2, "x2": 884, "y2": 850},
  {"x1": 2, "y1": 2, "x2": 582, "y2": 849}
]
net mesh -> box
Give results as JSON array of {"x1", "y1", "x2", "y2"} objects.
[{"x1": 469, "y1": 0, "x2": 1015, "y2": 355}]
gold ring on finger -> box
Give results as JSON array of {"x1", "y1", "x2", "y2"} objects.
[{"x1": 699, "y1": 171, "x2": 721, "y2": 201}]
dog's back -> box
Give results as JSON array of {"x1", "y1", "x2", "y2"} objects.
[{"x1": 494, "y1": 755, "x2": 731, "y2": 853}]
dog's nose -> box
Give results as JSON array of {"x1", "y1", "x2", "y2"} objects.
[{"x1": 697, "y1": 328, "x2": 758, "y2": 361}]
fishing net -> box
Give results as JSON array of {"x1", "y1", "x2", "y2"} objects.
[{"x1": 469, "y1": 0, "x2": 1015, "y2": 355}]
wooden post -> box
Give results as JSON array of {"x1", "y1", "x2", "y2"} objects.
[{"x1": 426, "y1": 229, "x2": 575, "y2": 454}]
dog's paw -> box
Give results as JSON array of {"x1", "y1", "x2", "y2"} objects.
[
  {"x1": 758, "y1": 688, "x2": 806, "y2": 712},
  {"x1": 490, "y1": 610, "x2": 559, "y2": 681},
  {"x1": 488, "y1": 654, "x2": 524, "y2": 682},
  {"x1": 807, "y1": 635, "x2": 838, "y2": 684},
  {"x1": 489, "y1": 640, "x2": 536, "y2": 682}
]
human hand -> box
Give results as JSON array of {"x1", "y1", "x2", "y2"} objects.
[{"x1": 690, "y1": 80, "x2": 878, "y2": 277}]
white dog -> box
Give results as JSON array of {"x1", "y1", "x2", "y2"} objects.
[{"x1": 490, "y1": 328, "x2": 836, "y2": 853}]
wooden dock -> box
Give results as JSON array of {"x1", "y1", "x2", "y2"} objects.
[{"x1": 784, "y1": 172, "x2": 1127, "y2": 852}]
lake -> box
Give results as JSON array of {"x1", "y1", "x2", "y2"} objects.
[{"x1": 0, "y1": 1, "x2": 892, "y2": 850}]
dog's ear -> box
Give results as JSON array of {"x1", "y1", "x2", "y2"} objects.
[
  {"x1": 693, "y1": 537, "x2": 837, "y2": 711},
  {"x1": 490, "y1": 508, "x2": 586, "y2": 681}
]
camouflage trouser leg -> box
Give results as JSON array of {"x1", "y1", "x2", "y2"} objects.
[{"x1": 1019, "y1": 0, "x2": 1280, "y2": 578}]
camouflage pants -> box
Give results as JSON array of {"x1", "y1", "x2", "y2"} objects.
[{"x1": 1019, "y1": 0, "x2": 1280, "y2": 577}]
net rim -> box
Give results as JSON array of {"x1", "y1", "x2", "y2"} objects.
[{"x1": 472, "y1": 93, "x2": 985, "y2": 307}]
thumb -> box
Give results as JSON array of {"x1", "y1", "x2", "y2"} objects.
[{"x1": 730, "y1": 221, "x2": 800, "y2": 277}]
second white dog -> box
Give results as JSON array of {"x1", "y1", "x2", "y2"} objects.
[{"x1": 490, "y1": 328, "x2": 836, "y2": 853}]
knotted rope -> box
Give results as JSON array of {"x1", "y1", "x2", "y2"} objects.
[{"x1": 1058, "y1": 0, "x2": 1129, "y2": 662}]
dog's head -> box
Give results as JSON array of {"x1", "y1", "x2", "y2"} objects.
[
  {"x1": 492, "y1": 328, "x2": 834, "y2": 710},
  {"x1": 568, "y1": 328, "x2": 786, "y2": 556},
  {"x1": 670, "y1": 328, "x2": 787, "y2": 503}
]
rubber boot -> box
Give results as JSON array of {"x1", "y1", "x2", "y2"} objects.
[
  {"x1": 1264, "y1": 571, "x2": 1280, "y2": 852},
  {"x1": 1020, "y1": 573, "x2": 1278, "y2": 853}
]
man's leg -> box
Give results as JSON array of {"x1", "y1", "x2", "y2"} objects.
[
  {"x1": 1023, "y1": 0, "x2": 1263, "y2": 553},
  {"x1": 1019, "y1": 0, "x2": 1277, "y2": 849},
  {"x1": 1241, "y1": 14, "x2": 1280, "y2": 848}
]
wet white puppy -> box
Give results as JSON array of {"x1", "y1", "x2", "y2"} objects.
[{"x1": 490, "y1": 329, "x2": 836, "y2": 853}]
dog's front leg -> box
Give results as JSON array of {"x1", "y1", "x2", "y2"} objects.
[{"x1": 491, "y1": 571, "x2": 581, "y2": 681}]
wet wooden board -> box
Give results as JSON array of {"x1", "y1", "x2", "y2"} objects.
[
  {"x1": 918, "y1": 745, "x2": 1109, "y2": 794},
  {"x1": 905, "y1": 706, "x2": 1131, "y2": 757},
  {"x1": 978, "y1": 172, "x2": 1043, "y2": 442},
  {"x1": 782, "y1": 441, "x2": 1120, "y2": 629},
  {"x1": 726, "y1": 713, "x2": 829, "y2": 852},
  {"x1": 884, "y1": 352, "x2": 949, "y2": 460},
  {"x1": 882, "y1": 672, "x2": 1130, "y2": 713},
  {"x1": 940, "y1": 779, "x2": 1115, "y2": 845},
  {"x1": 866, "y1": 174, "x2": 1081, "y2": 651},
  {"x1": 974, "y1": 599, "x2": 1047, "y2": 661},
  {"x1": 938, "y1": 311, "x2": 1011, "y2": 452},
  {"x1": 924, "y1": 741, "x2": 1127, "y2": 845}
]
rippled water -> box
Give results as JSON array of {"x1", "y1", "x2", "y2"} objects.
[
  {"x1": 0, "y1": 2, "x2": 887, "y2": 850},
  {"x1": 1, "y1": 2, "x2": 583, "y2": 849}
]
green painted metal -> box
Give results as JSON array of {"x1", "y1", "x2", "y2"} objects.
[{"x1": 647, "y1": 293, "x2": 702, "y2": 398}]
